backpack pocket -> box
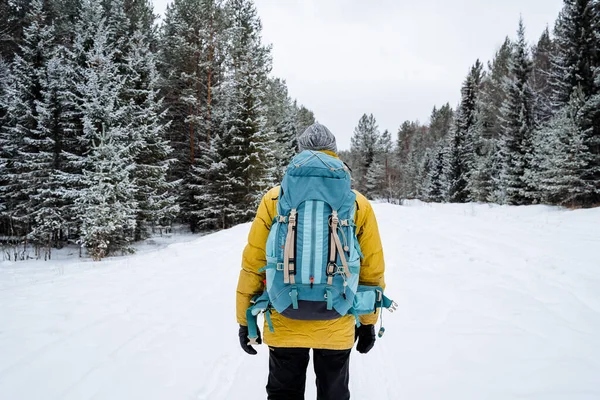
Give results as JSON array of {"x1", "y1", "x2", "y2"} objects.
[{"x1": 352, "y1": 285, "x2": 384, "y2": 315}]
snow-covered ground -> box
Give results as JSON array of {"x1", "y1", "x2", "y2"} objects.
[{"x1": 1, "y1": 202, "x2": 599, "y2": 400}]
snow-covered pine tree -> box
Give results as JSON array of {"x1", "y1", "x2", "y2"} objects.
[
  {"x1": 468, "y1": 113, "x2": 506, "y2": 203},
  {"x1": 0, "y1": 0, "x2": 29, "y2": 61},
  {"x1": 366, "y1": 128, "x2": 394, "y2": 201},
  {"x1": 467, "y1": 40, "x2": 513, "y2": 203},
  {"x1": 442, "y1": 60, "x2": 482, "y2": 203},
  {"x1": 419, "y1": 105, "x2": 454, "y2": 202},
  {"x1": 217, "y1": 0, "x2": 273, "y2": 224},
  {"x1": 27, "y1": 48, "x2": 80, "y2": 257},
  {"x1": 406, "y1": 125, "x2": 428, "y2": 198},
  {"x1": 365, "y1": 161, "x2": 385, "y2": 198},
  {"x1": 159, "y1": 0, "x2": 228, "y2": 230},
  {"x1": 104, "y1": 0, "x2": 129, "y2": 48},
  {"x1": 76, "y1": 125, "x2": 137, "y2": 260},
  {"x1": 531, "y1": 27, "x2": 555, "y2": 125},
  {"x1": 190, "y1": 126, "x2": 227, "y2": 230},
  {"x1": 428, "y1": 103, "x2": 454, "y2": 143},
  {"x1": 422, "y1": 142, "x2": 446, "y2": 202},
  {"x1": 498, "y1": 19, "x2": 537, "y2": 205},
  {"x1": 294, "y1": 102, "x2": 315, "y2": 134},
  {"x1": 0, "y1": 56, "x2": 11, "y2": 235},
  {"x1": 68, "y1": 0, "x2": 137, "y2": 258},
  {"x1": 350, "y1": 113, "x2": 381, "y2": 196},
  {"x1": 124, "y1": 28, "x2": 179, "y2": 240},
  {"x1": 44, "y1": 0, "x2": 82, "y2": 45},
  {"x1": 549, "y1": 0, "x2": 600, "y2": 204},
  {"x1": 124, "y1": 0, "x2": 158, "y2": 41},
  {"x1": 263, "y1": 77, "x2": 298, "y2": 182},
  {"x1": 0, "y1": 0, "x2": 58, "y2": 246},
  {"x1": 530, "y1": 87, "x2": 592, "y2": 205},
  {"x1": 394, "y1": 120, "x2": 420, "y2": 198},
  {"x1": 550, "y1": 0, "x2": 598, "y2": 109}
]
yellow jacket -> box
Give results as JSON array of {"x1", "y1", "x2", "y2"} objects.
[{"x1": 236, "y1": 153, "x2": 386, "y2": 350}]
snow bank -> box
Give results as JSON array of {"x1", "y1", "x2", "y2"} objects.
[{"x1": 1, "y1": 203, "x2": 599, "y2": 399}]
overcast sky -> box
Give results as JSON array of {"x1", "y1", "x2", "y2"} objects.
[{"x1": 152, "y1": 0, "x2": 564, "y2": 150}]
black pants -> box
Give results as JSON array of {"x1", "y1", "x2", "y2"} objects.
[{"x1": 266, "y1": 347, "x2": 351, "y2": 400}]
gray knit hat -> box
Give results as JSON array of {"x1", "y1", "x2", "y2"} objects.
[{"x1": 297, "y1": 123, "x2": 337, "y2": 153}]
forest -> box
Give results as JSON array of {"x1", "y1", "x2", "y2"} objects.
[{"x1": 1, "y1": 0, "x2": 599, "y2": 259}]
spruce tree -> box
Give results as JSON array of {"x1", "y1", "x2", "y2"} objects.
[
  {"x1": 550, "y1": 0, "x2": 600, "y2": 204},
  {"x1": 350, "y1": 113, "x2": 381, "y2": 196},
  {"x1": 207, "y1": 0, "x2": 273, "y2": 227},
  {"x1": 498, "y1": 19, "x2": 537, "y2": 205},
  {"x1": 68, "y1": 0, "x2": 137, "y2": 258},
  {"x1": 531, "y1": 27, "x2": 555, "y2": 125},
  {"x1": 0, "y1": 0, "x2": 57, "y2": 244},
  {"x1": 0, "y1": 57, "x2": 11, "y2": 235},
  {"x1": 124, "y1": 28, "x2": 179, "y2": 240},
  {"x1": 295, "y1": 102, "x2": 315, "y2": 134},
  {"x1": 422, "y1": 142, "x2": 446, "y2": 202},
  {"x1": 443, "y1": 61, "x2": 482, "y2": 202},
  {"x1": 530, "y1": 87, "x2": 592, "y2": 205},
  {"x1": 468, "y1": 40, "x2": 513, "y2": 203},
  {"x1": 372, "y1": 129, "x2": 394, "y2": 200},
  {"x1": 159, "y1": 0, "x2": 228, "y2": 230},
  {"x1": 264, "y1": 77, "x2": 298, "y2": 182}
]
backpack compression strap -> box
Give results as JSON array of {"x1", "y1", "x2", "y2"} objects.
[
  {"x1": 330, "y1": 210, "x2": 351, "y2": 281},
  {"x1": 283, "y1": 209, "x2": 297, "y2": 284}
]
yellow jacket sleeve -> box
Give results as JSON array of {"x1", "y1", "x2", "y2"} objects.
[
  {"x1": 236, "y1": 187, "x2": 279, "y2": 325},
  {"x1": 354, "y1": 192, "x2": 386, "y2": 325}
]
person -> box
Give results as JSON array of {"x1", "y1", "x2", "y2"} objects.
[{"x1": 236, "y1": 123, "x2": 386, "y2": 400}]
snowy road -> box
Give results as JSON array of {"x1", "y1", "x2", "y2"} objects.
[{"x1": 1, "y1": 202, "x2": 599, "y2": 399}]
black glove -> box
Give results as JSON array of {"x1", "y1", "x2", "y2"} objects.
[
  {"x1": 355, "y1": 324, "x2": 376, "y2": 354},
  {"x1": 238, "y1": 324, "x2": 261, "y2": 355}
]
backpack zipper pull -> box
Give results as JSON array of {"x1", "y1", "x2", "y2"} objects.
[{"x1": 310, "y1": 276, "x2": 314, "y2": 288}]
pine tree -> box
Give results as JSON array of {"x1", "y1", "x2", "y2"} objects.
[
  {"x1": 44, "y1": 0, "x2": 82, "y2": 46},
  {"x1": 376, "y1": 129, "x2": 395, "y2": 200},
  {"x1": 530, "y1": 87, "x2": 592, "y2": 205},
  {"x1": 124, "y1": 28, "x2": 179, "y2": 240},
  {"x1": 76, "y1": 126, "x2": 137, "y2": 260},
  {"x1": 0, "y1": 56, "x2": 12, "y2": 236},
  {"x1": 466, "y1": 40, "x2": 513, "y2": 203},
  {"x1": 27, "y1": 49, "x2": 79, "y2": 256},
  {"x1": 443, "y1": 61, "x2": 482, "y2": 202},
  {"x1": 0, "y1": 0, "x2": 58, "y2": 245},
  {"x1": 365, "y1": 129, "x2": 393, "y2": 200},
  {"x1": 159, "y1": 0, "x2": 228, "y2": 230},
  {"x1": 350, "y1": 113, "x2": 381, "y2": 196},
  {"x1": 221, "y1": 0, "x2": 273, "y2": 223},
  {"x1": 550, "y1": 0, "x2": 600, "y2": 204},
  {"x1": 294, "y1": 102, "x2": 315, "y2": 134},
  {"x1": 188, "y1": 0, "x2": 293, "y2": 231},
  {"x1": 124, "y1": 0, "x2": 157, "y2": 40},
  {"x1": 67, "y1": 0, "x2": 137, "y2": 258},
  {"x1": 498, "y1": 19, "x2": 537, "y2": 205},
  {"x1": 420, "y1": 105, "x2": 453, "y2": 200},
  {"x1": 422, "y1": 142, "x2": 446, "y2": 202},
  {"x1": 428, "y1": 103, "x2": 454, "y2": 142},
  {"x1": 263, "y1": 77, "x2": 298, "y2": 182},
  {"x1": 0, "y1": 0, "x2": 29, "y2": 61},
  {"x1": 550, "y1": 0, "x2": 598, "y2": 109},
  {"x1": 531, "y1": 27, "x2": 555, "y2": 125}
]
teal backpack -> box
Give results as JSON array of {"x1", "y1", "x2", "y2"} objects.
[{"x1": 246, "y1": 151, "x2": 396, "y2": 344}]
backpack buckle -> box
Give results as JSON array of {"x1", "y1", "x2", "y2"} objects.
[
  {"x1": 289, "y1": 210, "x2": 297, "y2": 224},
  {"x1": 331, "y1": 210, "x2": 339, "y2": 225},
  {"x1": 276, "y1": 263, "x2": 285, "y2": 271},
  {"x1": 326, "y1": 262, "x2": 336, "y2": 276}
]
